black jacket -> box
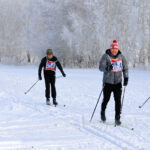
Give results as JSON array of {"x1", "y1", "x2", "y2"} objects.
[{"x1": 38, "y1": 56, "x2": 65, "y2": 78}]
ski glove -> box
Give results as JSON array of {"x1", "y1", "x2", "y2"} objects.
[
  {"x1": 39, "y1": 76, "x2": 42, "y2": 80},
  {"x1": 124, "y1": 77, "x2": 128, "y2": 86},
  {"x1": 62, "y1": 73, "x2": 66, "y2": 77},
  {"x1": 106, "y1": 64, "x2": 113, "y2": 72}
]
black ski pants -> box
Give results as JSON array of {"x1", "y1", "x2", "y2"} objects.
[
  {"x1": 101, "y1": 83, "x2": 122, "y2": 119},
  {"x1": 44, "y1": 74, "x2": 56, "y2": 99}
]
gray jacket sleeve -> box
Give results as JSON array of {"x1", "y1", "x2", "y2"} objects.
[
  {"x1": 99, "y1": 54, "x2": 108, "y2": 72},
  {"x1": 122, "y1": 55, "x2": 128, "y2": 78}
]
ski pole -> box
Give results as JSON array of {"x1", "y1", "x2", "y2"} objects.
[
  {"x1": 90, "y1": 88, "x2": 103, "y2": 122},
  {"x1": 139, "y1": 96, "x2": 150, "y2": 109},
  {"x1": 24, "y1": 80, "x2": 39, "y2": 95},
  {"x1": 25, "y1": 75, "x2": 63, "y2": 95},
  {"x1": 121, "y1": 86, "x2": 126, "y2": 113}
]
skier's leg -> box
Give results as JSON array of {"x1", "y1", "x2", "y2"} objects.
[
  {"x1": 44, "y1": 75, "x2": 50, "y2": 100},
  {"x1": 113, "y1": 83, "x2": 122, "y2": 125},
  {"x1": 101, "y1": 84, "x2": 112, "y2": 111},
  {"x1": 50, "y1": 76, "x2": 56, "y2": 99},
  {"x1": 50, "y1": 76, "x2": 57, "y2": 105},
  {"x1": 101, "y1": 83, "x2": 112, "y2": 121}
]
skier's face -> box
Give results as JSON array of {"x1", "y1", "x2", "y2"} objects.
[
  {"x1": 47, "y1": 54, "x2": 53, "y2": 59},
  {"x1": 110, "y1": 48, "x2": 119, "y2": 56}
]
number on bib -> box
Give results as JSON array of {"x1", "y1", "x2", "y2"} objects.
[
  {"x1": 46, "y1": 60, "x2": 56, "y2": 71},
  {"x1": 111, "y1": 58, "x2": 122, "y2": 72}
]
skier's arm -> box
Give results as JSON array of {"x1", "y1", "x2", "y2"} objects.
[
  {"x1": 99, "y1": 54, "x2": 112, "y2": 72},
  {"x1": 122, "y1": 55, "x2": 128, "y2": 78},
  {"x1": 56, "y1": 60, "x2": 66, "y2": 77},
  {"x1": 122, "y1": 55, "x2": 129, "y2": 86},
  {"x1": 38, "y1": 59, "x2": 44, "y2": 80}
]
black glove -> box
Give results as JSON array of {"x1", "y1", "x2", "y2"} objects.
[
  {"x1": 62, "y1": 73, "x2": 66, "y2": 77},
  {"x1": 106, "y1": 64, "x2": 113, "y2": 72},
  {"x1": 39, "y1": 76, "x2": 42, "y2": 80},
  {"x1": 124, "y1": 77, "x2": 128, "y2": 86}
]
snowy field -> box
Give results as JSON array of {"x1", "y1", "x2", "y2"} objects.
[{"x1": 0, "y1": 65, "x2": 150, "y2": 150}]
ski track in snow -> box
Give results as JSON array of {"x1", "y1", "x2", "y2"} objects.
[{"x1": 0, "y1": 65, "x2": 150, "y2": 150}]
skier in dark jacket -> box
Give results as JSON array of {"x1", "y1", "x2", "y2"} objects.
[
  {"x1": 38, "y1": 49, "x2": 66, "y2": 106},
  {"x1": 99, "y1": 40, "x2": 128, "y2": 125}
]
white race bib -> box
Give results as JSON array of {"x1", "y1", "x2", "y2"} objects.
[
  {"x1": 46, "y1": 60, "x2": 56, "y2": 71},
  {"x1": 111, "y1": 58, "x2": 122, "y2": 72}
]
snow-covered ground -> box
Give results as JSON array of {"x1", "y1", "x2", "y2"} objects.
[{"x1": 0, "y1": 65, "x2": 150, "y2": 150}]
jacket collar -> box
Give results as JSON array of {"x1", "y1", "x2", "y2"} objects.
[
  {"x1": 106, "y1": 49, "x2": 121, "y2": 58},
  {"x1": 46, "y1": 56, "x2": 54, "y2": 61}
]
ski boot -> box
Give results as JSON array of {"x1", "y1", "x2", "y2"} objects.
[
  {"x1": 101, "y1": 111, "x2": 106, "y2": 122},
  {"x1": 53, "y1": 99, "x2": 58, "y2": 106},
  {"x1": 115, "y1": 116, "x2": 121, "y2": 126},
  {"x1": 46, "y1": 98, "x2": 51, "y2": 105}
]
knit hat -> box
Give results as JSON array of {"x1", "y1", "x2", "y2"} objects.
[
  {"x1": 110, "y1": 40, "x2": 119, "y2": 49},
  {"x1": 46, "y1": 49, "x2": 53, "y2": 55}
]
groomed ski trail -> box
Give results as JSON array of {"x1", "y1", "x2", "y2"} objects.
[{"x1": 0, "y1": 65, "x2": 150, "y2": 149}]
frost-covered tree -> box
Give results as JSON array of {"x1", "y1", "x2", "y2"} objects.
[{"x1": 0, "y1": 0, "x2": 150, "y2": 68}]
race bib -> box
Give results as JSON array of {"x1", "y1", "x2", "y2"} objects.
[
  {"x1": 46, "y1": 60, "x2": 56, "y2": 71},
  {"x1": 111, "y1": 58, "x2": 122, "y2": 72}
]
